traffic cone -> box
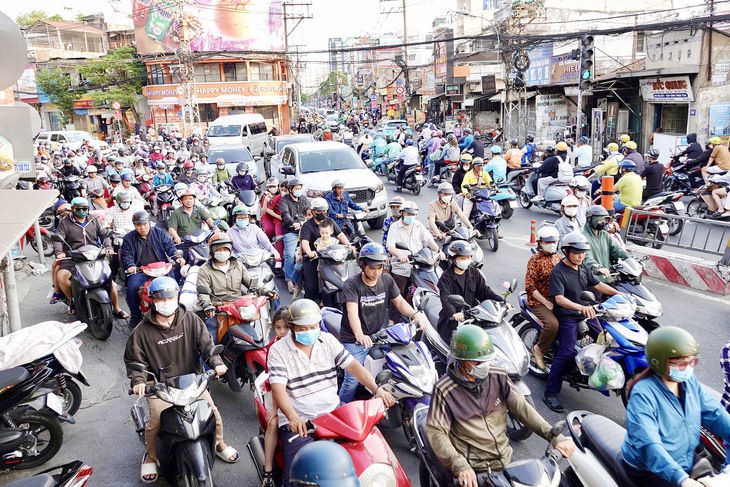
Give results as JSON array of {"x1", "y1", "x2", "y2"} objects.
[{"x1": 526, "y1": 220, "x2": 537, "y2": 246}]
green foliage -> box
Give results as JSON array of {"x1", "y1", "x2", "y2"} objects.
[
  {"x1": 15, "y1": 10, "x2": 64, "y2": 27},
  {"x1": 317, "y1": 71, "x2": 349, "y2": 98},
  {"x1": 35, "y1": 67, "x2": 78, "y2": 125}
]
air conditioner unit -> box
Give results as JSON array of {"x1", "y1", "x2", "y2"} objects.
[{"x1": 457, "y1": 42, "x2": 473, "y2": 54}]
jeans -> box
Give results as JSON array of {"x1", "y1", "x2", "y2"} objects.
[
  {"x1": 283, "y1": 232, "x2": 299, "y2": 282},
  {"x1": 205, "y1": 316, "x2": 218, "y2": 344},
  {"x1": 545, "y1": 319, "x2": 578, "y2": 395},
  {"x1": 302, "y1": 258, "x2": 320, "y2": 303},
  {"x1": 339, "y1": 342, "x2": 371, "y2": 403},
  {"x1": 279, "y1": 427, "x2": 314, "y2": 487},
  {"x1": 125, "y1": 272, "x2": 151, "y2": 324},
  {"x1": 613, "y1": 200, "x2": 627, "y2": 213}
]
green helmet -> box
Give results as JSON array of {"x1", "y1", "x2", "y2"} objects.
[
  {"x1": 646, "y1": 326, "x2": 699, "y2": 375},
  {"x1": 232, "y1": 204, "x2": 255, "y2": 216},
  {"x1": 288, "y1": 298, "x2": 321, "y2": 326},
  {"x1": 450, "y1": 324, "x2": 495, "y2": 362}
]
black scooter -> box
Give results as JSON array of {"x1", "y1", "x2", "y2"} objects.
[{"x1": 128, "y1": 345, "x2": 224, "y2": 487}]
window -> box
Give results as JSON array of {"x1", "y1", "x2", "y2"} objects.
[
  {"x1": 194, "y1": 64, "x2": 221, "y2": 82},
  {"x1": 50, "y1": 134, "x2": 60, "y2": 142},
  {"x1": 282, "y1": 148, "x2": 294, "y2": 167},
  {"x1": 248, "y1": 122, "x2": 267, "y2": 135},
  {"x1": 636, "y1": 33, "x2": 646, "y2": 54},
  {"x1": 250, "y1": 62, "x2": 274, "y2": 81},
  {"x1": 149, "y1": 65, "x2": 166, "y2": 85},
  {"x1": 223, "y1": 62, "x2": 248, "y2": 81}
]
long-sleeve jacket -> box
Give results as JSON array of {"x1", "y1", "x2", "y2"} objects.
[
  {"x1": 195, "y1": 257, "x2": 265, "y2": 310},
  {"x1": 120, "y1": 227, "x2": 178, "y2": 270},
  {"x1": 279, "y1": 194, "x2": 310, "y2": 234},
  {"x1": 427, "y1": 363, "x2": 567, "y2": 475},
  {"x1": 124, "y1": 306, "x2": 223, "y2": 387},
  {"x1": 621, "y1": 374, "x2": 730, "y2": 486},
  {"x1": 536, "y1": 155, "x2": 559, "y2": 178},
  {"x1": 53, "y1": 214, "x2": 111, "y2": 256},
  {"x1": 325, "y1": 191, "x2": 363, "y2": 226},
  {"x1": 230, "y1": 174, "x2": 256, "y2": 192},
  {"x1": 152, "y1": 172, "x2": 174, "y2": 187},
  {"x1": 227, "y1": 225, "x2": 276, "y2": 255},
  {"x1": 582, "y1": 223, "x2": 630, "y2": 282},
  {"x1": 458, "y1": 135, "x2": 474, "y2": 151}
]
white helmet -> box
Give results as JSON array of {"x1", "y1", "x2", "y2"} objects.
[
  {"x1": 536, "y1": 226, "x2": 560, "y2": 243},
  {"x1": 311, "y1": 197, "x2": 328, "y2": 212},
  {"x1": 569, "y1": 176, "x2": 590, "y2": 192},
  {"x1": 561, "y1": 195, "x2": 580, "y2": 207}
]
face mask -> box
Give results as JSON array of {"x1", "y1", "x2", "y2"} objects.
[
  {"x1": 295, "y1": 329, "x2": 320, "y2": 346},
  {"x1": 313, "y1": 213, "x2": 326, "y2": 222},
  {"x1": 440, "y1": 195, "x2": 452, "y2": 204},
  {"x1": 541, "y1": 243, "x2": 558, "y2": 254},
  {"x1": 668, "y1": 365, "x2": 694, "y2": 382},
  {"x1": 120, "y1": 202, "x2": 131, "y2": 210},
  {"x1": 564, "y1": 207, "x2": 578, "y2": 217},
  {"x1": 238, "y1": 171, "x2": 246, "y2": 176},
  {"x1": 594, "y1": 220, "x2": 607, "y2": 231},
  {"x1": 455, "y1": 259, "x2": 470, "y2": 270},
  {"x1": 268, "y1": 187, "x2": 278, "y2": 194},
  {"x1": 213, "y1": 251, "x2": 230, "y2": 262},
  {"x1": 403, "y1": 215, "x2": 415, "y2": 225},
  {"x1": 155, "y1": 300, "x2": 178, "y2": 317},
  {"x1": 462, "y1": 165, "x2": 470, "y2": 171},
  {"x1": 198, "y1": 177, "x2": 207, "y2": 183},
  {"x1": 236, "y1": 219, "x2": 249, "y2": 229},
  {"x1": 292, "y1": 189, "x2": 303, "y2": 198},
  {"x1": 469, "y1": 361, "x2": 490, "y2": 380},
  {"x1": 74, "y1": 209, "x2": 88, "y2": 219},
  {"x1": 217, "y1": 165, "x2": 225, "y2": 169},
  {"x1": 574, "y1": 190, "x2": 586, "y2": 199}
]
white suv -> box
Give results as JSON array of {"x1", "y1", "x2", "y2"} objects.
[{"x1": 35, "y1": 131, "x2": 109, "y2": 153}]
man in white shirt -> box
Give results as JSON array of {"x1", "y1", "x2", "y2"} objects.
[
  {"x1": 573, "y1": 136, "x2": 594, "y2": 168},
  {"x1": 420, "y1": 125, "x2": 433, "y2": 141},
  {"x1": 395, "y1": 139, "x2": 420, "y2": 192}
]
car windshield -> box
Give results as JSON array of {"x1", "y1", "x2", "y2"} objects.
[
  {"x1": 326, "y1": 115, "x2": 338, "y2": 122},
  {"x1": 276, "y1": 137, "x2": 311, "y2": 152},
  {"x1": 207, "y1": 125, "x2": 242, "y2": 137},
  {"x1": 65, "y1": 132, "x2": 94, "y2": 142},
  {"x1": 386, "y1": 122, "x2": 408, "y2": 129},
  {"x1": 299, "y1": 149, "x2": 364, "y2": 174},
  {"x1": 206, "y1": 147, "x2": 253, "y2": 163}
]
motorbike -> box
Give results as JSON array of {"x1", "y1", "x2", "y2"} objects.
[
  {"x1": 236, "y1": 247, "x2": 279, "y2": 330},
  {"x1": 414, "y1": 283, "x2": 536, "y2": 442},
  {"x1": 491, "y1": 183, "x2": 519, "y2": 219},
  {"x1": 414, "y1": 402, "x2": 565, "y2": 487},
  {"x1": 21, "y1": 224, "x2": 53, "y2": 257},
  {"x1": 562, "y1": 410, "x2": 730, "y2": 487},
  {"x1": 154, "y1": 184, "x2": 175, "y2": 222},
  {"x1": 128, "y1": 345, "x2": 224, "y2": 487},
  {"x1": 615, "y1": 204, "x2": 669, "y2": 250},
  {"x1": 463, "y1": 185, "x2": 503, "y2": 252},
  {"x1": 506, "y1": 166, "x2": 531, "y2": 193},
  {"x1": 178, "y1": 231, "x2": 214, "y2": 313},
  {"x1": 137, "y1": 258, "x2": 180, "y2": 317},
  {"x1": 435, "y1": 222, "x2": 483, "y2": 269},
  {"x1": 642, "y1": 191, "x2": 685, "y2": 236},
  {"x1": 232, "y1": 188, "x2": 261, "y2": 223},
  {"x1": 519, "y1": 165, "x2": 571, "y2": 214},
  {"x1": 663, "y1": 158, "x2": 705, "y2": 193},
  {"x1": 394, "y1": 242, "x2": 443, "y2": 297},
  {"x1": 50, "y1": 235, "x2": 114, "y2": 341},
  {"x1": 201, "y1": 191, "x2": 233, "y2": 223},
  {"x1": 399, "y1": 163, "x2": 426, "y2": 195},
  {"x1": 513, "y1": 292, "x2": 648, "y2": 406},
  {"x1": 610, "y1": 257, "x2": 663, "y2": 331},
  {"x1": 247, "y1": 391, "x2": 412, "y2": 487},
  {"x1": 317, "y1": 244, "x2": 358, "y2": 309},
  {"x1": 60, "y1": 176, "x2": 82, "y2": 202},
  {"x1": 3, "y1": 461, "x2": 93, "y2": 487},
  {"x1": 341, "y1": 210, "x2": 374, "y2": 250}
]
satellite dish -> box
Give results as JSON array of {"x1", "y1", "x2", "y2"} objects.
[{"x1": 0, "y1": 13, "x2": 27, "y2": 91}]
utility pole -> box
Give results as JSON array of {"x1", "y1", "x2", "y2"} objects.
[
  {"x1": 402, "y1": 0, "x2": 409, "y2": 94},
  {"x1": 176, "y1": 0, "x2": 200, "y2": 137},
  {"x1": 282, "y1": 2, "x2": 312, "y2": 122}
]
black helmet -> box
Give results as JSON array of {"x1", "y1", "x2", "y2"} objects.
[
  {"x1": 586, "y1": 205, "x2": 609, "y2": 219},
  {"x1": 525, "y1": 134, "x2": 535, "y2": 143},
  {"x1": 509, "y1": 138, "x2": 518, "y2": 146},
  {"x1": 288, "y1": 177, "x2": 302, "y2": 187},
  {"x1": 646, "y1": 148, "x2": 660, "y2": 160},
  {"x1": 236, "y1": 162, "x2": 249, "y2": 174},
  {"x1": 63, "y1": 158, "x2": 72, "y2": 165},
  {"x1": 560, "y1": 232, "x2": 591, "y2": 254},
  {"x1": 544, "y1": 145, "x2": 556, "y2": 154},
  {"x1": 447, "y1": 241, "x2": 473, "y2": 258},
  {"x1": 359, "y1": 242, "x2": 387, "y2": 265},
  {"x1": 109, "y1": 173, "x2": 122, "y2": 183},
  {"x1": 133, "y1": 210, "x2": 151, "y2": 225}
]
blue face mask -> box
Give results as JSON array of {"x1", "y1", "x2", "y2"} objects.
[
  {"x1": 668, "y1": 365, "x2": 694, "y2": 383},
  {"x1": 292, "y1": 189, "x2": 303, "y2": 198},
  {"x1": 236, "y1": 219, "x2": 249, "y2": 229},
  {"x1": 295, "y1": 329, "x2": 320, "y2": 346},
  {"x1": 403, "y1": 215, "x2": 415, "y2": 225}
]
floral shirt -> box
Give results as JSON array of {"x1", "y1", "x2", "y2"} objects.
[
  {"x1": 524, "y1": 251, "x2": 560, "y2": 308},
  {"x1": 381, "y1": 216, "x2": 396, "y2": 247}
]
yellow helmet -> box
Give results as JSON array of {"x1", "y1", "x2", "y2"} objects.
[
  {"x1": 606, "y1": 142, "x2": 619, "y2": 152},
  {"x1": 625, "y1": 141, "x2": 637, "y2": 150},
  {"x1": 620, "y1": 134, "x2": 631, "y2": 143},
  {"x1": 710, "y1": 137, "x2": 722, "y2": 145},
  {"x1": 460, "y1": 153, "x2": 473, "y2": 163},
  {"x1": 556, "y1": 141, "x2": 569, "y2": 152}
]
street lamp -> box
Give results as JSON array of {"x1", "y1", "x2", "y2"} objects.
[{"x1": 452, "y1": 9, "x2": 501, "y2": 55}]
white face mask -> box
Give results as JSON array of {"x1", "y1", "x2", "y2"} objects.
[
  {"x1": 541, "y1": 243, "x2": 558, "y2": 254},
  {"x1": 564, "y1": 206, "x2": 579, "y2": 217},
  {"x1": 155, "y1": 300, "x2": 178, "y2": 317},
  {"x1": 455, "y1": 259, "x2": 471, "y2": 270},
  {"x1": 469, "y1": 361, "x2": 490, "y2": 379},
  {"x1": 440, "y1": 195, "x2": 452, "y2": 204},
  {"x1": 214, "y1": 251, "x2": 230, "y2": 262},
  {"x1": 574, "y1": 190, "x2": 586, "y2": 199}
]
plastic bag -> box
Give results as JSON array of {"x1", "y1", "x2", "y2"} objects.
[
  {"x1": 575, "y1": 343, "x2": 606, "y2": 376},
  {"x1": 588, "y1": 356, "x2": 626, "y2": 391}
]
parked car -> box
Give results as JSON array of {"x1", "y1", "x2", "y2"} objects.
[
  {"x1": 34, "y1": 131, "x2": 109, "y2": 153},
  {"x1": 205, "y1": 114, "x2": 269, "y2": 156},
  {"x1": 265, "y1": 134, "x2": 315, "y2": 177},
  {"x1": 206, "y1": 144, "x2": 265, "y2": 184},
  {"x1": 381, "y1": 120, "x2": 412, "y2": 139},
  {"x1": 270, "y1": 142, "x2": 388, "y2": 229}
]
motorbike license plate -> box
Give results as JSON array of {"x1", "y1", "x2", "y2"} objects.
[
  {"x1": 659, "y1": 223, "x2": 669, "y2": 235},
  {"x1": 415, "y1": 174, "x2": 424, "y2": 181},
  {"x1": 509, "y1": 200, "x2": 518, "y2": 208},
  {"x1": 672, "y1": 201, "x2": 685, "y2": 211},
  {"x1": 46, "y1": 393, "x2": 64, "y2": 415}
]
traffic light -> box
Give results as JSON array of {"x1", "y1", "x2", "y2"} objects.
[
  {"x1": 570, "y1": 48, "x2": 580, "y2": 61},
  {"x1": 580, "y1": 35, "x2": 594, "y2": 91},
  {"x1": 513, "y1": 70, "x2": 525, "y2": 88}
]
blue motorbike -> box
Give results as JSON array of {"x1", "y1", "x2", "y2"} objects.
[
  {"x1": 491, "y1": 183, "x2": 518, "y2": 219},
  {"x1": 463, "y1": 185, "x2": 503, "y2": 252},
  {"x1": 512, "y1": 293, "x2": 648, "y2": 407}
]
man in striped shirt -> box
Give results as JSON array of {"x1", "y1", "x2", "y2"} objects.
[
  {"x1": 722, "y1": 339, "x2": 730, "y2": 470},
  {"x1": 267, "y1": 299, "x2": 395, "y2": 487}
]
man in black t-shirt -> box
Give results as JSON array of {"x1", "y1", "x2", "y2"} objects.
[
  {"x1": 544, "y1": 232, "x2": 620, "y2": 413},
  {"x1": 641, "y1": 149, "x2": 664, "y2": 201},
  {"x1": 338, "y1": 243, "x2": 429, "y2": 403},
  {"x1": 300, "y1": 197, "x2": 352, "y2": 304}
]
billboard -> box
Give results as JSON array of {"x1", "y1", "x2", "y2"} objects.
[{"x1": 132, "y1": 0, "x2": 285, "y2": 54}]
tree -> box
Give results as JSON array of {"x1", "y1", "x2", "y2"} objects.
[
  {"x1": 78, "y1": 47, "x2": 147, "y2": 124},
  {"x1": 317, "y1": 71, "x2": 349, "y2": 99},
  {"x1": 15, "y1": 10, "x2": 63, "y2": 27},
  {"x1": 35, "y1": 67, "x2": 78, "y2": 125}
]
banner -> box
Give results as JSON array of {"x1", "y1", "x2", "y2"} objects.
[
  {"x1": 550, "y1": 53, "x2": 579, "y2": 85},
  {"x1": 133, "y1": 0, "x2": 284, "y2": 54},
  {"x1": 639, "y1": 76, "x2": 694, "y2": 103},
  {"x1": 535, "y1": 94, "x2": 571, "y2": 140},
  {"x1": 142, "y1": 80, "x2": 287, "y2": 106}
]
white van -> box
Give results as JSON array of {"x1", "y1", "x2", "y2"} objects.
[{"x1": 206, "y1": 114, "x2": 269, "y2": 156}]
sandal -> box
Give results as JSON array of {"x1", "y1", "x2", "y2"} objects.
[
  {"x1": 140, "y1": 452, "x2": 158, "y2": 483},
  {"x1": 287, "y1": 284, "x2": 296, "y2": 295},
  {"x1": 262, "y1": 471, "x2": 275, "y2": 487},
  {"x1": 114, "y1": 309, "x2": 130, "y2": 319},
  {"x1": 215, "y1": 445, "x2": 240, "y2": 463},
  {"x1": 67, "y1": 302, "x2": 75, "y2": 316},
  {"x1": 49, "y1": 292, "x2": 64, "y2": 305},
  {"x1": 532, "y1": 345, "x2": 546, "y2": 371}
]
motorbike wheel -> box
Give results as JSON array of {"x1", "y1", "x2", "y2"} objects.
[
  {"x1": 39, "y1": 209, "x2": 54, "y2": 230},
  {"x1": 518, "y1": 190, "x2": 533, "y2": 209},
  {"x1": 644, "y1": 223, "x2": 665, "y2": 250},
  {"x1": 664, "y1": 209, "x2": 684, "y2": 236},
  {"x1": 507, "y1": 395, "x2": 535, "y2": 441},
  {"x1": 486, "y1": 227, "x2": 499, "y2": 252},
  {"x1": 89, "y1": 301, "x2": 113, "y2": 340},
  {"x1": 29, "y1": 233, "x2": 55, "y2": 257},
  {"x1": 410, "y1": 178, "x2": 421, "y2": 196},
  {"x1": 500, "y1": 200, "x2": 514, "y2": 219},
  {"x1": 11, "y1": 411, "x2": 64, "y2": 469},
  {"x1": 44, "y1": 377, "x2": 82, "y2": 416},
  {"x1": 180, "y1": 465, "x2": 213, "y2": 487},
  {"x1": 686, "y1": 198, "x2": 708, "y2": 219},
  {"x1": 517, "y1": 322, "x2": 550, "y2": 379}
]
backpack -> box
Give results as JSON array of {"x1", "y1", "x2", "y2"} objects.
[{"x1": 557, "y1": 156, "x2": 573, "y2": 183}]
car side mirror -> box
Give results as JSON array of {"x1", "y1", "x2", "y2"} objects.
[
  {"x1": 447, "y1": 294, "x2": 467, "y2": 307},
  {"x1": 579, "y1": 291, "x2": 597, "y2": 303},
  {"x1": 197, "y1": 284, "x2": 212, "y2": 295},
  {"x1": 364, "y1": 159, "x2": 374, "y2": 168},
  {"x1": 280, "y1": 166, "x2": 295, "y2": 175},
  {"x1": 266, "y1": 149, "x2": 276, "y2": 157}
]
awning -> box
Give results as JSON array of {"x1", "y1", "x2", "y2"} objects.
[
  {"x1": 488, "y1": 91, "x2": 537, "y2": 103},
  {"x1": 424, "y1": 91, "x2": 445, "y2": 102}
]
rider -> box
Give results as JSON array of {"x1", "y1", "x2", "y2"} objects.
[
  {"x1": 701, "y1": 136, "x2": 730, "y2": 183},
  {"x1": 521, "y1": 134, "x2": 537, "y2": 166},
  {"x1": 113, "y1": 170, "x2": 147, "y2": 207},
  {"x1": 612, "y1": 160, "x2": 643, "y2": 213},
  {"x1": 266, "y1": 299, "x2": 395, "y2": 487},
  {"x1": 543, "y1": 232, "x2": 620, "y2": 413},
  {"x1": 370, "y1": 132, "x2": 387, "y2": 158},
  {"x1": 166, "y1": 188, "x2": 217, "y2": 245},
  {"x1": 484, "y1": 145, "x2": 508, "y2": 185},
  {"x1": 427, "y1": 325, "x2": 575, "y2": 485},
  {"x1": 458, "y1": 128, "x2": 474, "y2": 151},
  {"x1": 588, "y1": 143, "x2": 623, "y2": 196},
  {"x1": 533, "y1": 144, "x2": 564, "y2": 201},
  {"x1": 451, "y1": 153, "x2": 472, "y2": 195},
  {"x1": 191, "y1": 167, "x2": 221, "y2": 200},
  {"x1": 436, "y1": 242, "x2": 506, "y2": 343},
  {"x1": 676, "y1": 132, "x2": 704, "y2": 162},
  {"x1": 81, "y1": 165, "x2": 109, "y2": 209},
  {"x1": 641, "y1": 148, "x2": 664, "y2": 200},
  {"x1": 554, "y1": 195, "x2": 582, "y2": 240},
  {"x1": 470, "y1": 132, "x2": 485, "y2": 159},
  {"x1": 620, "y1": 141, "x2": 644, "y2": 174},
  {"x1": 394, "y1": 138, "x2": 419, "y2": 193},
  {"x1": 120, "y1": 210, "x2": 184, "y2": 328},
  {"x1": 212, "y1": 158, "x2": 233, "y2": 183},
  {"x1": 325, "y1": 179, "x2": 368, "y2": 237},
  {"x1": 227, "y1": 205, "x2": 280, "y2": 261},
  {"x1": 582, "y1": 205, "x2": 630, "y2": 283},
  {"x1": 621, "y1": 326, "x2": 730, "y2": 487},
  {"x1": 152, "y1": 162, "x2": 174, "y2": 187},
  {"x1": 338, "y1": 242, "x2": 429, "y2": 403},
  {"x1": 460, "y1": 157, "x2": 493, "y2": 219},
  {"x1": 177, "y1": 161, "x2": 197, "y2": 185},
  {"x1": 279, "y1": 178, "x2": 310, "y2": 295},
  {"x1": 381, "y1": 135, "x2": 402, "y2": 174},
  {"x1": 381, "y1": 196, "x2": 405, "y2": 246},
  {"x1": 568, "y1": 176, "x2": 591, "y2": 227},
  {"x1": 524, "y1": 226, "x2": 561, "y2": 370},
  {"x1": 289, "y1": 442, "x2": 360, "y2": 487},
  {"x1": 504, "y1": 139, "x2": 522, "y2": 171},
  {"x1": 124, "y1": 276, "x2": 239, "y2": 484},
  {"x1": 230, "y1": 163, "x2": 256, "y2": 192},
  {"x1": 573, "y1": 136, "x2": 594, "y2": 168},
  {"x1": 427, "y1": 182, "x2": 473, "y2": 243}
]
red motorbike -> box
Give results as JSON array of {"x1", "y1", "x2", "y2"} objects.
[
  {"x1": 21, "y1": 224, "x2": 53, "y2": 257},
  {"x1": 137, "y1": 262, "x2": 175, "y2": 315},
  {"x1": 615, "y1": 204, "x2": 670, "y2": 250},
  {"x1": 248, "y1": 378, "x2": 412, "y2": 487}
]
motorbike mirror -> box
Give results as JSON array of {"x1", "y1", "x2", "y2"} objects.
[
  {"x1": 209, "y1": 344, "x2": 224, "y2": 356},
  {"x1": 549, "y1": 421, "x2": 566, "y2": 440},
  {"x1": 197, "y1": 284, "x2": 212, "y2": 295},
  {"x1": 447, "y1": 294, "x2": 467, "y2": 307},
  {"x1": 375, "y1": 370, "x2": 393, "y2": 386},
  {"x1": 579, "y1": 291, "x2": 598, "y2": 304},
  {"x1": 395, "y1": 242, "x2": 410, "y2": 251},
  {"x1": 364, "y1": 159, "x2": 374, "y2": 169},
  {"x1": 127, "y1": 362, "x2": 147, "y2": 372},
  {"x1": 689, "y1": 458, "x2": 713, "y2": 480},
  {"x1": 510, "y1": 278, "x2": 518, "y2": 293},
  {"x1": 271, "y1": 235, "x2": 284, "y2": 244},
  {"x1": 262, "y1": 273, "x2": 274, "y2": 284}
]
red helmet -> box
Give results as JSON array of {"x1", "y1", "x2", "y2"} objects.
[
  {"x1": 436, "y1": 130, "x2": 443, "y2": 137},
  {"x1": 184, "y1": 161, "x2": 194, "y2": 169}
]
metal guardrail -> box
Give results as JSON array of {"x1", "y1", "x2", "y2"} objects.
[{"x1": 619, "y1": 207, "x2": 730, "y2": 257}]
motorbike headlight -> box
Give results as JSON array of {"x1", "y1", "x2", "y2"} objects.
[
  {"x1": 328, "y1": 248, "x2": 348, "y2": 261},
  {"x1": 238, "y1": 305, "x2": 260, "y2": 321},
  {"x1": 491, "y1": 348, "x2": 517, "y2": 375},
  {"x1": 406, "y1": 364, "x2": 435, "y2": 394},
  {"x1": 157, "y1": 381, "x2": 207, "y2": 407},
  {"x1": 359, "y1": 463, "x2": 397, "y2": 487}
]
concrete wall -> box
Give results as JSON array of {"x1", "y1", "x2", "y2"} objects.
[{"x1": 688, "y1": 30, "x2": 730, "y2": 143}]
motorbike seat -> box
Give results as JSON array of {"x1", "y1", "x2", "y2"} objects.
[
  {"x1": 2, "y1": 474, "x2": 55, "y2": 487},
  {"x1": 0, "y1": 367, "x2": 29, "y2": 389},
  {"x1": 321, "y1": 309, "x2": 342, "y2": 342},
  {"x1": 422, "y1": 299, "x2": 442, "y2": 331},
  {"x1": 581, "y1": 414, "x2": 640, "y2": 487}
]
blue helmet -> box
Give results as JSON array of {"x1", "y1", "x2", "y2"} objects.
[
  {"x1": 491, "y1": 145, "x2": 502, "y2": 154},
  {"x1": 121, "y1": 170, "x2": 134, "y2": 181},
  {"x1": 620, "y1": 160, "x2": 636, "y2": 171},
  {"x1": 289, "y1": 442, "x2": 359, "y2": 487},
  {"x1": 359, "y1": 242, "x2": 387, "y2": 264},
  {"x1": 406, "y1": 139, "x2": 414, "y2": 146},
  {"x1": 148, "y1": 276, "x2": 179, "y2": 300}
]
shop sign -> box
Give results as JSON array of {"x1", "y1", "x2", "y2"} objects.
[
  {"x1": 143, "y1": 81, "x2": 288, "y2": 106},
  {"x1": 709, "y1": 103, "x2": 730, "y2": 143},
  {"x1": 639, "y1": 76, "x2": 694, "y2": 103},
  {"x1": 525, "y1": 44, "x2": 553, "y2": 87},
  {"x1": 446, "y1": 84, "x2": 460, "y2": 96},
  {"x1": 481, "y1": 75, "x2": 496, "y2": 95},
  {"x1": 550, "y1": 53, "x2": 579, "y2": 85}
]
